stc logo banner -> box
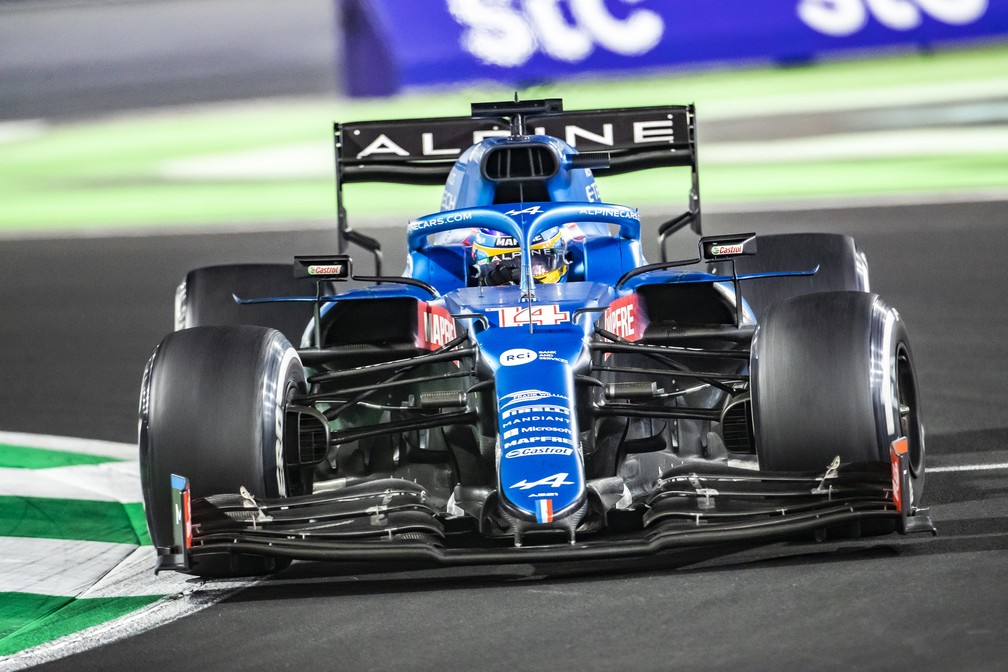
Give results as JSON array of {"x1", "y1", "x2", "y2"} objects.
[
  {"x1": 446, "y1": 0, "x2": 665, "y2": 67},
  {"x1": 340, "y1": 0, "x2": 1007, "y2": 96}
]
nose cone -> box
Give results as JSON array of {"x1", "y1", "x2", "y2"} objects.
[{"x1": 478, "y1": 327, "x2": 586, "y2": 523}]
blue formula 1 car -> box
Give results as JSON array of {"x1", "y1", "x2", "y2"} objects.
[{"x1": 140, "y1": 99, "x2": 933, "y2": 576}]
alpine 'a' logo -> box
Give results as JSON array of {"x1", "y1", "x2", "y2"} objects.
[
  {"x1": 356, "y1": 133, "x2": 410, "y2": 159},
  {"x1": 510, "y1": 472, "x2": 574, "y2": 491},
  {"x1": 505, "y1": 205, "x2": 544, "y2": 216}
]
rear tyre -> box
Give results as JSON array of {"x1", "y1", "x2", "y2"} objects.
[
  {"x1": 724, "y1": 233, "x2": 869, "y2": 321},
  {"x1": 176, "y1": 264, "x2": 321, "y2": 346},
  {"x1": 751, "y1": 291, "x2": 925, "y2": 507},
  {"x1": 139, "y1": 325, "x2": 305, "y2": 576}
]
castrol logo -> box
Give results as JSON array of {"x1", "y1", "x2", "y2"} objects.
[
  {"x1": 710, "y1": 244, "x2": 743, "y2": 256},
  {"x1": 308, "y1": 265, "x2": 342, "y2": 275}
]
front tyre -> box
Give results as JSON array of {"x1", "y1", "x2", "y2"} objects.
[
  {"x1": 139, "y1": 325, "x2": 305, "y2": 576},
  {"x1": 751, "y1": 291, "x2": 925, "y2": 508}
]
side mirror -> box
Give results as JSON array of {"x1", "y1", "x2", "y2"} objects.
[
  {"x1": 294, "y1": 255, "x2": 353, "y2": 280},
  {"x1": 699, "y1": 234, "x2": 757, "y2": 262}
]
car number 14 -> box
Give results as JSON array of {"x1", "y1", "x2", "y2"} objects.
[{"x1": 493, "y1": 304, "x2": 571, "y2": 327}]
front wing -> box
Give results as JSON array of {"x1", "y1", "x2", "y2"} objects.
[{"x1": 157, "y1": 451, "x2": 935, "y2": 573}]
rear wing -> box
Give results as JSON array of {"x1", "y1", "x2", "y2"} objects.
[{"x1": 334, "y1": 99, "x2": 701, "y2": 270}]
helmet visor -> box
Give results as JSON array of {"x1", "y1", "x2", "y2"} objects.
[
  {"x1": 530, "y1": 248, "x2": 565, "y2": 282},
  {"x1": 472, "y1": 227, "x2": 568, "y2": 284}
]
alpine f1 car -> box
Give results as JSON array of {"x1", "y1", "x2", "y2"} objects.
[{"x1": 140, "y1": 98, "x2": 934, "y2": 576}]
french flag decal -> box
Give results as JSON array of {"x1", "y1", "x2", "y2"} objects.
[{"x1": 535, "y1": 499, "x2": 554, "y2": 524}]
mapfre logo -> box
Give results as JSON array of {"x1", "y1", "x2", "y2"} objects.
[
  {"x1": 798, "y1": 0, "x2": 988, "y2": 36},
  {"x1": 604, "y1": 301, "x2": 636, "y2": 340},
  {"x1": 447, "y1": 0, "x2": 664, "y2": 67},
  {"x1": 418, "y1": 304, "x2": 457, "y2": 351}
]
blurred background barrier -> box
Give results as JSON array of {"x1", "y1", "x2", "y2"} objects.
[
  {"x1": 341, "y1": 0, "x2": 1008, "y2": 96},
  {"x1": 0, "y1": 0, "x2": 338, "y2": 120},
  {"x1": 0, "y1": 0, "x2": 1005, "y2": 234}
]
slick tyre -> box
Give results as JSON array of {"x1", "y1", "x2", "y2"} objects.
[
  {"x1": 175, "y1": 264, "x2": 321, "y2": 346},
  {"x1": 139, "y1": 325, "x2": 305, "y2": 576},
  {"x1": 751, "y1": 291, "x2": 925, "y2": 507},
  {"x1": 724, "y1": 233, "x2": 869, "y2": 321}
]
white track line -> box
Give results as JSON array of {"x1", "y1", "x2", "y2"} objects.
[
  {"x1": 0, "y1": 120, "x2": 46, "y2": 145},
  {"x1": 700, "y1": 76, "x2": 1008, "y2": 120},
  {"x1": 928, "y1": 463, "x2": 1008, "y2": 473},
  {"x1": 160, "y1": 142, "x2": 328, "y2": 181},
  {"x1": 703, "y1": 126, "x2": 1008, "y2": 164}
]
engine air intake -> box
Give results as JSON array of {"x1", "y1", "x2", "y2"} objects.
[{"x1": 482, "y1": 144, "x2": 558, "y2": 182}]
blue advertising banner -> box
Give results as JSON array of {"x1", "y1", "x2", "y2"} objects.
[{"x1": 340, "y1": 0, "x2": 1008, "y2": 96}]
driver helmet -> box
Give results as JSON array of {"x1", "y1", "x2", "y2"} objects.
[{"x1": 472, "y1": 226, "x2": 568, "y2": 285}]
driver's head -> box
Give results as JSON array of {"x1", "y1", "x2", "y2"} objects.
[{"x1": 473, "y1": 227, "x2": 568, "y2": 286}]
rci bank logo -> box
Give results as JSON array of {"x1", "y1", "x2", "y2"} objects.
[
  {"x1": 447, "y1": 0, "x2": 664, "y2": 67},
  {"x1": 798, "y1": 0, "x2": 988, "y2": 36}
]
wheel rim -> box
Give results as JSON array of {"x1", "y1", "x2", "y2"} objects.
[{"x1": 896, "y1": 343, "x2": 924, "y2": 478}]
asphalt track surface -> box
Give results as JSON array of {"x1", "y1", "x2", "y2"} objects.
[
  {"x1": 0, "y1": 0, "x2": 337, "y2": 121},
  {"x1": 1, "y1": 201, "x2": 1007, "y2": 671}
]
